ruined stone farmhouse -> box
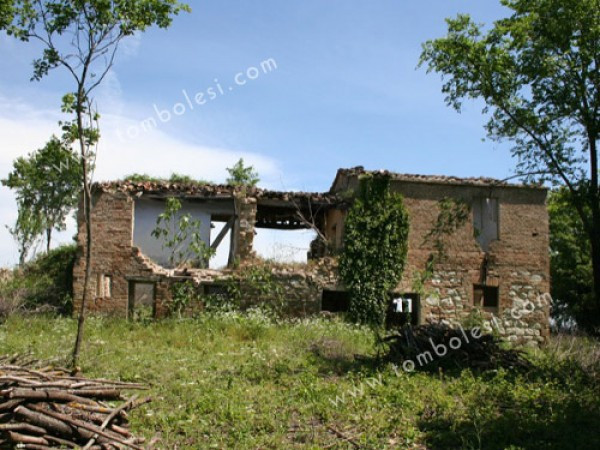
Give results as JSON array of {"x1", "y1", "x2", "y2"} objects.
[{"x1": 73, "y1": 166, "x2": 551, "y2": 346}]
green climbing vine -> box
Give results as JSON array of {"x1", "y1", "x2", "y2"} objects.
[
  {"x1": 339, "y1": 174, "x2": 410, "y2": 327},
  {"x1": 413, "y1": 197, "x2": 471, "y2": 296}
]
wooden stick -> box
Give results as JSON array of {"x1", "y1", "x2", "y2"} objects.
[
  {"x1": 65, "y1": 389, "x2": 122, "y2": 399},
  {"x1": 7, "y1": 388, "x2": 97, "y2": 404},
  {"x1": 0, "y1": 422, "x2": 47, "y2": 434},
  {"x1": 66, "y1": 402, "x2": 120, "y2": 416},
  {"x1": 0, "y1": 367, "x2": 53, "y2": 380},
  {"x1": 52, "y1": 375, "x2": 148, "y2": 387},
  {"x1": 109, "y1": 424, "x2": 132, "y2": 437},
  {"x1": 327, "y1": 425, "x2": 361, "y2": 448},
  {"x1": 7, "y1": 431, "x2": 48, "y2": 446},
  {"x1": 0, "y1": 375, "x2": 43, "y2": 385},
  {"x1": 27, "y1": 405, "x2": 142, "y2": 450},
  {"x1": 83, "y1": 395, "x2": 138, "y2": 450},
  {"x1": 44, "y1": 434, "x2": 80, "y2": 448}
]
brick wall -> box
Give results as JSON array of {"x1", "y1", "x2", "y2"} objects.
[
  {"x1": 387, "y1": 181, "x2": 550, "y2": 346},
  {"x1": 72, "y1": 191, "x2": 172, "y2": 317},
  {"x1": 74, "y1": 178, "x2": 550, "y2": 347}
]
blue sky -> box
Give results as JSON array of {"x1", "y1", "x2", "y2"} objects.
[{"x1": 0, "y1": 0, "x2": 515, "y2": 265}]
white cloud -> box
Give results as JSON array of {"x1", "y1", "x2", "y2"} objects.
[
  {"x1": 95, "y1": 113, "x2": 278, "y2": 183},
  {"x1": 0, "y1": 96, "x2": 281, "y2": 267}
]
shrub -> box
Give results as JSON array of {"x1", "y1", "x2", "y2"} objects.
[
  {"x1": 0, "y1": 244, "x2": 77, "y2": 316},
  {"x1": 223, "y1": 263, "x2": 286, "y2": 316}
]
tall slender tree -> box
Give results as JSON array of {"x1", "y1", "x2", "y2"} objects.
[
  {"x1": 1, "y1": 0, "x2": 190, "y2": 365},
  {"x1": 420, "y1": 0, "x2": 600, "y2": 332},
  {"x1": 3, "y1": 136, "x2": 81, "y2": 252},
  {"x1": 7, "y1": 208, "x2": 43, "y2": 267}
]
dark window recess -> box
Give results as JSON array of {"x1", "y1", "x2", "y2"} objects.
[
  {"x1": 128, "y1": 281, "x2": 156, "y2": 320},
  {"x1": 386, "y1": 293, "x2": 420, "y2": 328},
  {"x1": 473, "y1": 285, "x2": 499, "y2": 312},
  {"x1": 203, "y1": 283, "x2": 229, "y2": 298},
  {"x1": 321, "y1": 290, "x2": 350, "y2": 313}
]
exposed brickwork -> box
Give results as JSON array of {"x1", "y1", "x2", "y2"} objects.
[
  {"x1": 72, "y1": 192, "x2": 172, "y2": 317},
  {"x1": 375, "y1": 180, "x2": 550, "y2": 346},
  {"x1": 73, "y1": 169, "x2": 550, "y2": 347},
  {"x1": 234, "y1": 193, "x2": 257, "y2": 261}
]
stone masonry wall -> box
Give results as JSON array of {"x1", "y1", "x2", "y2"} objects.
[
  {"x1": 75, "y1": 179, "x2": 550, "y2": 348},
  {"x1": 390, "y1": 182, "x2": 550, "y2": 347},
  {"x1": 234, "y1": 193, "x2": 257, "y2": 261}
]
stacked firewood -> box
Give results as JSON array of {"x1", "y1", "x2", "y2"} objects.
[
  {"x1": 384, "y1": 324, "x2": 532, "y2": 372},
  {"x1": 0, "y1": 355, "x2": 149, "y2": 449}
]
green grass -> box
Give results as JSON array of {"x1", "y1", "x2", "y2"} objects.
[{"x1": 1, "y1": 313, "x2": 599, "y2": 449}]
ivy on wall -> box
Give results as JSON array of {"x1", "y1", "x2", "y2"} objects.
[
  {"x1": 423, "y1": 197, "x2": 470, "y2": 259},
  {"x1": 340, "y1": 174, "x2": 410, "y2": 327}
]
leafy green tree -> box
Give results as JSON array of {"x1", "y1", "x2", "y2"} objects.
[
  {"x1": 7, "y1": 208, "x2": 43, "y2": 267},
  {"x1": 1, "y1": 0, "x2": 190, "y2": 365},
  {"x1": 420, "y1": 0, "x2": 600, "y2": 331},
  {"x1": 226, "y1": 158, "x2": 260, "y2": 187},
  {"x1": 549, "y1": 187, "x2": 594, "y2": 329},
  {"x1": 340, "y1": 175, "x2": 410, "y2": 327},
  {"x1": 151, "y1": 197, "x2": 215, "y2": 269},
  {"x1": 0, "y1": 0, "x2": 12, "y2": 28},
  {"x1": 3, "y1": 137, "x2": 81, "y2": 253}
]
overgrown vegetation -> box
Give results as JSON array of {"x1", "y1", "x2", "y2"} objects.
[
  {"x1": 413, "y1": 197, "x2": 471, "y2": 299},
  {"x1": 1, "y1": 0, "x2": 191, "y2": 366},
  {"x1": 549, "y1": 187, "x2": 595, "y2": 330},
  {"x1": 123, "y1": 173, "x2": 213, "y2": 185},
  {"x1": 340, "y1": 174, "x2": 410, "y2": 327},
  {"x1": 421, "y1": 0, "x2": 600, "y2": 333},
  {"x1": 2, "y1": 137, "x2": 81, "y2": 263},
  {"x1": 424, "y1": 197, "x2": 470, "y2": 258},
  {"x1": 0, "y1": 315, "x2": 598, "y2": 449},
  {"x1": 0, "y1": 245, "x2": 77, "y2": 318},
  {"x1": 226, "y1": 158, "x2": 260, "y2": 187},
  {"x1": 168, "y1": 263, "x2": 288, "y2": 319},
  {"x1": 151, "y1": 197, "x2": 214, "y2": 268},
  {"x1": 225, "y1": 263, "x2": 285, "y2": 315}
]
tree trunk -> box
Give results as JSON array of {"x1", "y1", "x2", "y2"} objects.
[
  {"x1": 590, "y1": 193, "x2": 600, "y2": 331},
  {"x1": 589, "y1": 137, "x2": 599, "y2": 331},
  {"x1": 18, "y1": 246, "x2": 26, "y2": 268},
  {"x1": 72, "y1": 91, "x2": 93, "y2": 368},
  {"x1": 46, "y1": 228, "x2": 52, "y2": 253},
  {"x1": 592, "y1": 235, "x2": 600, "y2": 324}
]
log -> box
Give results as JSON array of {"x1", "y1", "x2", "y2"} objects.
[
  {"x1": 0, "y1": 367, "x2": 53, "y2": 380},
  {"x1": 7, "y1": 388, "x2": 97, "y2": 404},
  {"x1": 67, "y1": 403, "x2": 114, "y2": 415},
  {"x1": 0, "y1": 422, "x2": 47, "y2": 434},
  {"x1": 82, "y1": 396, "x2": 138, "y2": 450},
  {"x1": 0, "y1": 357, "x2": 149, "y2": 449},
  {"x1": 27, "y1": 405, "x2": 142, "y2": 450},
  {"x1": 109, "y1": 424, "x2": 132, "y2": 437},
  {"x1": 7, "y1": 431, "x2": 48, "y2": 445},
  {"x1": 66, "y1": 389, "x2": 121, "y2": 399},
  {"x1": 0, "y1": 399, "x2": 22, "y2": 411},
  {"x1": 53, "y1": 375, "x2": 148, "y2": 388},
  {"x1": 44, "y1": 434, "x2": 80, "y2": 448},
  {"x1": 14, "y1": 405, "x2": 74, "y2": 436},
  {"x1": 0, "y1": 376, "x2": 42, "y2": 385}
]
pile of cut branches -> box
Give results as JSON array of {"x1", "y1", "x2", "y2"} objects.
[
  {"x1": 0, "y1": 354, "x2": 149, "y2": 449},
  {"x1": 383, "y1": 324, "x2": 532, "y2": 372}
]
